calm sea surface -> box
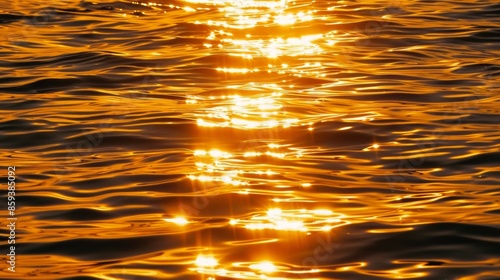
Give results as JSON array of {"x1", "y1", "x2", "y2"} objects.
[{"x1": 1, "y1": 0, "x2": 499, "y2": 279}]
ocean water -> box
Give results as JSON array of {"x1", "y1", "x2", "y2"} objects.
[{"x1": 0, "y1": 0, "x2": 499, "y2": 279}]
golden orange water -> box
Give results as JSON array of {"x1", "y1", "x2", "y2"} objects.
[{"x1": 0, "y1": 0, "x2": 499, "y2": 279}]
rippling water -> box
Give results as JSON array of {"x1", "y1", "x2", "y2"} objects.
[{"x1": 1, "y1": 0, "x2": 500, "y2": 279}]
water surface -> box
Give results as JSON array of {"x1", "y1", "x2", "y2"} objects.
[{"x1": 0, "y1": 0, "x2": 499, "y2": 279}]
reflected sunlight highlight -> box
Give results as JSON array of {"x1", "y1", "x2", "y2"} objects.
[
  {"x1": 164, "y1": 216, "x2": 190, "y2": 225},
  {"x1": 192, "y1": 258, "x2": 303, "y2": 280},
  {"x1": 195, "y1": 255, "x2": 219, "y2": 267},
  {"x1": 231, "y1": 208, "x2": 347, "y2": 232},
  {"x1": 189, "y1": 91, "x2": 302, "y2": 129},
  {"x1": 208, "y1": 35, "x2": 324, "y2": 58},
  {"x1": 188, "y1": 0, "x2": 316, "y2": 30}
]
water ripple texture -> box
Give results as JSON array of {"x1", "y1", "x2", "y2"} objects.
[{"x1": 0, "y1": 0, "x2": 499, "y2": 279}]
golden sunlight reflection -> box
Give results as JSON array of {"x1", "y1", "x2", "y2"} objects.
[
  {"x1": 231, "y1": 208, "x2": 347, "y2": 232},
  {"x1": 206, "y1": 34, "x2": 324, "y2": 58},
  {"x1": 187, "y1": 127, "x2": 327, "y2": 188},
  {"x1": 191, "y1": 257, "x2": 370, "y2": 280},
  {"x1": 192, "y1": 258, "x2": 301, "y2": 280},
  {"x1": 188, "y1": 145, "x2": 304, "y2": 187},
  {"x1": 188, "y1": 0, "x2": 315, "y2": 30},
  {"x1": 189, "y1": 90, "x2": 304, "y2": 129},
  {"x1": 216, "y1": 62, "x2": 327, "y2": 78},
  {"x1": 186, "y1": 0, "x2": 287, "y2": 9},
  {"x1": 163, "y1": 216, "x2": 190, "y2": 225},
  {"x1": 249, "y1": 261, "x2": 277, "y2": 273},
  {"x1": 195, "y1": 255, "x2": 219, "y2": 268},
  {"x1": 187, "y1": 0, "x2": 328, "y2": 58},
  {"x1": 189, "y1": 148, "x2": 248, "y2": 186}
]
